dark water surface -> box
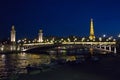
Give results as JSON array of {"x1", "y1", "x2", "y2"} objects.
[
  {"x1": 0, "y1": 49, "x2": 117, "y2": 80},
  {"x1": 0, "y1": 52, "x2": 54, "y2": 79}
]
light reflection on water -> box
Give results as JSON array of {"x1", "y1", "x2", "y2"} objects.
[
  {"x1": 0, "y1": 48, "x2": 106, "y2": 79},
  {"x1": 0, "y1": 53, "x2": 52, "y2": 79}
]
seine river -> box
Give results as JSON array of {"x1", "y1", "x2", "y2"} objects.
[{"x1": 0, "y1": 48, "x2": 106, "y2": 80}]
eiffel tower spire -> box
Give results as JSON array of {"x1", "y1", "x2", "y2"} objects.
[{"x1": 89, "y1": 18, "x2": 95, "y2": 40}]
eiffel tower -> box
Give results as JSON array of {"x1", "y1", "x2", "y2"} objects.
[{"x1": 89, "y1": 18, "x2": 95, "y2": 40}]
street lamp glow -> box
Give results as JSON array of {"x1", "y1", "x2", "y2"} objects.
[
  {"x1": 32, "y1": 40, "x2": 35, "y2": 43},
  {"x1": 1, "y1": 54, "x2": 5, "y2": 59},
  {"x1": 113, "y1": 39, "x2": 116, "y2": 41},
  {"x1": 99, "y1": 37, "x2": 102, "y2": 41},
  {"x1": 46, "y1": 39, "x2": 49, "y2": 42},
  {"x1": 108, "y1": 36, "x2": 113, "y2": 40},
  {"x1": 118, "y1": 34, "x2": 120, "y2": 38},
  {"x1": 24, "y1": 41, "x2": 27, "y2": 43},
  {"x1": 81, "y1": 37, "x2": 85, "y2": 42},
  {"x1": 67, "y1": 38, "x2": 70, "y2": 42},
  {"x1": 17, "y1": 40, "x2": 21, "y2": 43},
  {"x1": 106, "y1": 39, "x2": 109, "y2": 41},
  {"x1": 74, "y1": 38, "x2": 77, "y2": 42},
  {"x1": 103, "y1": 34, "x2": 106, "y2": 37},
  {"x1": 61, "y1": 38, "x2": 64, "y2": 41},
  {"x1": 28, "y1": 41, "x2": 31, "y2": 43},
  {"x1": 87, "y1": 39, "x2": 89, "y2": 42}
]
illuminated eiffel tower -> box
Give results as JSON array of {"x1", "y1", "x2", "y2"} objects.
[{"x1": 89, "y1": 18, "x2": 95, "y2": 40}]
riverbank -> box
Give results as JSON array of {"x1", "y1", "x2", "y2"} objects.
[{"x1": 18, "y1": 54, "x2": 120, "y2": 80}]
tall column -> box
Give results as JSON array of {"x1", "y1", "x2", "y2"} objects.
[
  {"x1": 10, "y1": 25, "x2": 16, "y2": 51},
  {"x1": 38, "y1": 29, "x2": 43, "y2": 42},
  {"x1": 11, "y1": 25, "x2": 16, "y2": 43},
  {"x1": 89, "y1": 18, "x2": 95, "y2": 40}
]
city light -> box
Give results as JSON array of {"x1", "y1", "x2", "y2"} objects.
[
  {"x1": 74, "y1": 38, "x2": 77, "y2": 42},
  {"x1": 67, "y1": 38, "x2": 71, "y2": 42},
  {"x1": 103, "y1": 34, "x2": 106, "y2": 38},
  {"x1": 81, "y1": 37, "x2": 85, "y2": 42},
  {"x1": 118, "y1": 34, "x2": 120, "y2": 38},
  {"x1": 113, "y1": 39, "x2": 116, "y2": 41},
  {"x1": 99, "y1": 37, "x2": 102, "y2": 41}
]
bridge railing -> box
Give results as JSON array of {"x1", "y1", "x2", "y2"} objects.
[
  {"x1": 23, "y1": 42, "x2": 54, "y2": 46},
  {"x1": 62, "y1": 42, "x2": 116, "y2": 45}
]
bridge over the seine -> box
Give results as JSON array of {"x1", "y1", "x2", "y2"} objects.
[{"x1": 21, "y1": 41, "x2": 116, "y2": 54}]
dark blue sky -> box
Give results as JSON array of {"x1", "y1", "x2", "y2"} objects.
[{"x1": 0, "y1": 0, "x2": 120, "y2": 39}]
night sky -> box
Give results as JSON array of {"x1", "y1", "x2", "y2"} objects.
[{"x1": 0, "y1": 0, "x2": 120, "y2": 39}]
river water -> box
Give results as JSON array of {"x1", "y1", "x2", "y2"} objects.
[{"x1": 0, "y1": 48, "x2": 107, "y2": 80}]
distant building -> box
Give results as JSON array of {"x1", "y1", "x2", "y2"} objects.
[
  {"x1": 11, "y1": 25, "x2": 16, "y2": 43},
  {"x1": 38, "y1": 29, "x2": 43, "y2": 42},
  {"x1": 89, "y1": 18, "x2": 95, "y2": 40}
]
